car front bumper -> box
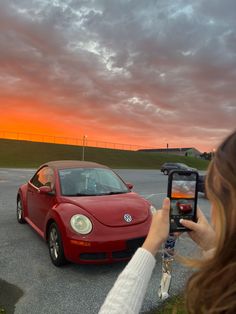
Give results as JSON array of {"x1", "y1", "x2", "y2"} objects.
[
  {"x1": 64, "y1": 235, "x2": 147, "y2": 264},
  {"x1": 62, "y1": 215, "x2": 152, "y2": 264}
]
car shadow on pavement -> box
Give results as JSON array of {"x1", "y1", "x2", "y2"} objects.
[{"x1": 0, "y1": 279, "x2": 23, "y2": 314}]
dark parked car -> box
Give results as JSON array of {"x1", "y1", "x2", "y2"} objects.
[
  {"x1": 197, "y1": 174, "x2": 206, "y2": 195},
  {"x1": 160, "y1": 163, "x2": 197, "y2": 175}
]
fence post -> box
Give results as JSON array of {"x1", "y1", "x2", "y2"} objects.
[{"x1": 82, "y1": 135, "x2": 87, "y2": 161}]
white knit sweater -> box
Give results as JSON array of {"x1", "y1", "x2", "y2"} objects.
[{"x1": 98, "y1": 248, "x2": 156, "y2": 314}]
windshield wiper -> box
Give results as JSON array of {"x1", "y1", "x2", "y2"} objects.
[
  {"x1": 63, "y1": 193, "x2": 96, "y2": 196},
  {"x1": 65, "y1": 191, "x2": 128, "y2": 196},
  {"x1": 75, "y1": 193, "x2": 97, "y2": 196},
  {"x1": 105, "y1": 191, "x2": 128, "y2": 195}
]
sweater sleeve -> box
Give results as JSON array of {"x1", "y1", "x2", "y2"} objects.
[{"x1": 98, "y1": 247, "x2": 156, "y2": 314}]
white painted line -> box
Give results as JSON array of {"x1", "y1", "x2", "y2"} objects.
[{"x1": 0, "y1": 168, "x2": 36, "y2": 172}]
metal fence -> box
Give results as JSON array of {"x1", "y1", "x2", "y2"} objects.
[{"x1": 0, "y1": 130, "x2": 155, "y2": 151}]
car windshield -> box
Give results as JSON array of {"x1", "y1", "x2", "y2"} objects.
[
  {"x1": 178, "y1": 163, "x2": 188, "y2": 168},
  {"x1": 58, "y1": 167, "x2": 130, "y2": 196}
]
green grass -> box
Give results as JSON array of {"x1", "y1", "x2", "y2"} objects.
[
  {"x1": 148, "y1": 294, "x2": 186, "y2": 314},
  {"x1": 0, "y1": 138, "x2": 209, "y2": 169},
  {"x1": 0, "y1": 307, "x2": 6, "y2": 314}
]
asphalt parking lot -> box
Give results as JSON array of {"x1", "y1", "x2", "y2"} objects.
[{"x1": 0, "y1": 168, "x2": 210, "y2": 314}]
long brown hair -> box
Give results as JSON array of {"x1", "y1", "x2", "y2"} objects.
[{"x1": 185, "y1": 130, "x2": 236, "y2": 313}]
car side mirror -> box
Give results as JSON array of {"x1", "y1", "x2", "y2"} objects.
[
  {"x1": 126, "y1": 183, "x2": 134, "y2": 190},
  {"x1": 38, "y1": 186, "x2": 53, "y2": 194}
]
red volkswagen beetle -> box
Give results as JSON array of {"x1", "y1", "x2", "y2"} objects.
[
  {"x1": 17, "y1": 161, "x2": 155, "y2": 266},
  {"x1": 176, "y1": 200, "x2": 193, "y2": 213}
]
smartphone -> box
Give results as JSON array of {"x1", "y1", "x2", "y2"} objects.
[{"x1": 167, "y1": 170, "x2": 198, "y2": 232}]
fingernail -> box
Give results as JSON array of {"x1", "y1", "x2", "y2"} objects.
[{"x1": 179, "y1": 219, "x2": 183, "y2": 223}]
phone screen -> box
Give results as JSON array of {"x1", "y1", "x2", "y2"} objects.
[{"x1": 168, "y1": 171, "x2": 198, "y2": 232}]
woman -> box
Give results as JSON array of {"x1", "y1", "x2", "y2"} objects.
[{"x1": 99, "y1": 130, "x2": 236, "y2": 314}]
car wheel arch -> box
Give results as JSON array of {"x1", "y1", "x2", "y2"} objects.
[
  {"x1": 17, "y1": 193, "x2": 21, "y2": 205},
  {"x1": 46, "y1": 219, "x2": 56, "y2": 241},
  {"x1": 17, "y1": 192, "x2": 26, "y2": 223},
  {"x1": 45, "y1": 215, "x2": 66, "y2": 242},
  {"x1": 47, "y1": 221, "x2": 67, "y2": 266},
  {"x1": 17, "y1": 187, "x2": 29, "y2": 216}
]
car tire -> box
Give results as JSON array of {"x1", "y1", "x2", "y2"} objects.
[
  {"x1": 48, "y1": 223, "x2": 67, "y2": 267},
  {"x1": 163, "y1": 170, "x2": 168, "y2": 175},
  {"x1": 17, "y1": 197, "x2": 26, "y2": 224}
]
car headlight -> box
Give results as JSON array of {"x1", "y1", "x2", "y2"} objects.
[
  {"x1": 70, "y1": 214, "x2": 93, "y2": 234},
  {"x1": 150, "y1": 205, "x2": 157, "y2": 215}
]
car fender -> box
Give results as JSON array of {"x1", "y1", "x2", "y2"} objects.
[
  {"x1": 44, "y1": 205, "x2": 67, "y2": 241},
  {"x1": 44, "y1": 202, "x2": 92, "y2": 256}
]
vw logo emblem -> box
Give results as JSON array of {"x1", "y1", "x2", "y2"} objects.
[{"x1": 124, "y1": 214, "x2": 132, "y2": 223}]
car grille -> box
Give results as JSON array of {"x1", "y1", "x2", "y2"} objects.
[
  {"x1": 79, "y1": 237, "x2": 146, "y2": 261},
  {"x1": 126, "y1": 237, "x2": 145, "y2": 250},
  {"x1": 112, "y1": 237, "x2": 146, "y2": 259},
  {"x1": 80, "y1": 252, "x2": 107, "y2": 260},
  {"x1": 112, "y1": 250, "x2": 133, "y2": 259}
]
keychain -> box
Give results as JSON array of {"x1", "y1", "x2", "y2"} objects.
[{"x1": 158, "y1": 233, "x2": 177, "y2": 300}]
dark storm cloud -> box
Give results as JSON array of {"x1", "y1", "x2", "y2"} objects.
[{"x1": 0, "y1": 0, "x2": 235, "y2": 150}]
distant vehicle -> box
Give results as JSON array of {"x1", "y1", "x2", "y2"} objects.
[
  {"x1": 197, "y1": 174, "x2": 206, "y2": 195},
  {"x1": 176, "y1": 200, "x2": 193, "y2": 213},
  {"x1": 160, "y1": 163, "x2": 197, "y2": 175},
  {"x1": 16, "y1": 160, "x2": 156, "y2": 266}
]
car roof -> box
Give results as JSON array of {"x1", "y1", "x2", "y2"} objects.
[
  {"x1": 163, "y1": 162, "x2": 185, "y2": 165},
  {"x1": 42, "y1": 160, "x2": 109, "y2": 170}
]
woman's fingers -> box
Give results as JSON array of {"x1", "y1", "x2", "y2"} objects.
[
  {"x1": 161, "y1": 197, "x2": 170, "y2": 220},
  {"x1": 179, "y1": 218, "x2": 198, "y2": 231},
  {"x1": 180, "y1": 207, "x2": 208, "y2": 231},
  {"x1": 142, "y1": 198, "x2": 170, "y2": 256},
  {"x1": 179, "y1": 207, "x2": 216, "y2": 251},
  {"x1": 162, "y1": 197, "x2": 170, "y2": 210}
]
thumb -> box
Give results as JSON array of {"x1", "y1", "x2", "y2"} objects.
[
  {"x1": 163, "y1": 197, "x2": 170, "y2": 210},
  {"x1": 161, "y1": 197, "x2": 170, "y2": 216},
  {"x1": 180, "y1": 218, "x2": 198, "y2": 231}
]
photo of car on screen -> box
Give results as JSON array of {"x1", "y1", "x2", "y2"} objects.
[{"x1": 170, "y1": 199, "x2": 195, "y2": 215}]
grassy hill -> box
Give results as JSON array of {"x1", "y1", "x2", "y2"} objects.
[{"x1": 0, "y1": 138, "x2": 209, "y2": 170}]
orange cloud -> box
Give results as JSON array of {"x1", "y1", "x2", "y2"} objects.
[{"x1": 0, "y1": 1, "x2": 235, "y2": 153}]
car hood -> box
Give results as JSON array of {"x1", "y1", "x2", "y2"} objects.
[{"x1": 64, "y1": 192, "x2": 150, "y2": 227}]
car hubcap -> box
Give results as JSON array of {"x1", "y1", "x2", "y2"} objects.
[
  {"x1": 49, "y1": 228, "x2": 59, "y2": 260},
  {"x1": 17, "y1": 201, "x2": 22, "y2": 220}
]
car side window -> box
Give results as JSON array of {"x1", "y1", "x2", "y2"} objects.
[{"x1": 31, "y1": 166, "x2": 55, "y2": 189}]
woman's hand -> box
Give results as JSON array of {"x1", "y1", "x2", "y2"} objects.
[
  {"x1": 142, "y1": 198, "x2": 170, "y2": 256},
  {"x1": 180, "y1": 208, "x2": 216, "y2": 251}
]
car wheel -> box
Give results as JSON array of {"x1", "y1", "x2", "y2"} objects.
[
  {"x1": 163, "y1": 170, "x2": 168, "y2": 175},
  {"x1": 17, "y1": 197, "x2": 26, "y2": 224},
  {"x1": 48, "y1": 223, "x2": 67, "y2": 267}
]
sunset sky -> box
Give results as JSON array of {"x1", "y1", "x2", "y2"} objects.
[{"x1": 0, "y1": 0, "x2": 235, "y2": 152}]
